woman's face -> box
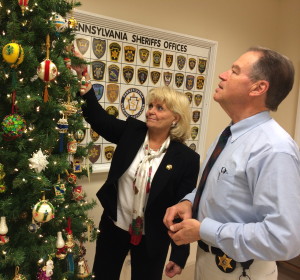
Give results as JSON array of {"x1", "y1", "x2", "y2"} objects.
[{"x1": 145, "y1": 100, "x2": 178, "y2": 132}]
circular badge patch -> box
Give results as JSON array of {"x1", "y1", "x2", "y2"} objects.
[{"x1": 120, "y1": 88, "x2": 145, "y2": 118}]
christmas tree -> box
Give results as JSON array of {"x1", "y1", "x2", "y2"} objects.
[{"x1": 0, "y1": 1, "x2": 97, "y2": 279}]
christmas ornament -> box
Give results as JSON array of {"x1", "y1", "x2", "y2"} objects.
[
  {"x1": 74, "y1": 129, "x2": 85, "y2": 143},
  {"x1": 37, "y1": 59, "x2": 58, "y2": 82},
  {"x1": 57, "y1": 115, "x2": 68, "y2": 153},
  {"x1": 65, "y1": 218, "x2": 75, "y2": 274},
  {"x1": 66, "y1": 170, "x2": 77, "y2": 184},
  {"x1": 0, "y1": 163, "x2": 6, "y2": 193},
  {"x1": 53, "y1": 182, "x2": 66, "y2": 202},
  {"x1": 67, "y1": 134, "x2": 77, "y2": 154},
  {"x1": 37, "y1": 35, "x2": 58, "y2": 102},
  {"x1": 77, "y1": 243, "x2": 89, "y2": 278},
  {"x1": 28, "y1": 148, "x2": 49, "y2": 173},
  {"x1": 28, "y1": 219, "x2": 40, "y2": 233},
  {"x1": 68, "y1": 16, "x2": 78, "y2": 29},
  {"x1": 56, "y1": 231, "x2": 67, "y2": 259},
  {"x1": 37, "y1": 258, "x2": 54, "y2": 280},
  {"x1": 32, "y1": 197, "x2": 55, "y2": 223},
  {"x1": 0, "y1": 216, "x2": 9, "y2": 245},
  {"x1": 52, "y1": 13, "x2": 68, "y2": 33},
  {"x1": 73, "y1": 158, "x2": 82, "y2": 173},
  {"x1": 2, "y1": 42, "x2": 24, "y2": 68},
  {"x1": 12, "y1": 266, "x2": 27, "y2": 280},
  {"x1": 1, "y1": 114, "x2": 26, "y2": 140},
  {"x1": 72, "y1": 185, "x2": 84, "y2": 201},
  {"x1": 18, "y1": 0, "x2": 29, "y2": 16},
  {"x1": 61, "y1": 85, "x2": 78, "y2": 116}
]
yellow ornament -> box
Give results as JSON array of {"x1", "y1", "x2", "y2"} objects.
[{"x1": 2, "y1": 43, "x2": 24, "y2": 67}]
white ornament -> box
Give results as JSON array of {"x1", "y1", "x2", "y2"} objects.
[
  {"x1": 56, "y1": 231, "x2": 65, "y2": 248},
  {"x1": 28, "y1": 148, "x2": 49, "y2": 173},
  {"x1": 0, "y1": 216, "x2": 9, "y2": 245}
]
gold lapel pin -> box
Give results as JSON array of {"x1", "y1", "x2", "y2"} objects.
[{"x1": 166, "y1": 164, "x2": 173, "y2": 170}]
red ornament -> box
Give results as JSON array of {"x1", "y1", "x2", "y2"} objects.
[{"x1": 18, "y1": 0, "x2": 29, "y2": 16}]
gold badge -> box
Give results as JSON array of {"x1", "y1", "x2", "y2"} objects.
[
  {"x1": 166, "y1": 164, "x2": 173, "y2": 170},
  {"x1": 139, "y1": 48, "x2": 150, "y2": 63},
  {"x1": 153, "y1": 51, "x2": 162, "y2": 67},
  {"x1": 124, "y1": 46, "x2": 136, "y2": 63},
  {"x1": 215, "y1": 254, "x2": 236, "y2": 273},
  {"x1": 109, "y1": 42, "x2": 121, "y2": 62},
  {"x1": 197, "y1": 75, "x2": 205, "y2": 90},
  {"x1": 104, "y1": 146, "x2": 115, "y2": 161}
]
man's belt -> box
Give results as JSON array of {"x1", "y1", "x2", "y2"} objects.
[{"x1": 198, "y1": 240, "x2": 254, "y2": 276}]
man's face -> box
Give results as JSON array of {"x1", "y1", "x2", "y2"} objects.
[{"x1": 214, "y1": 51, "x2": 261, "y2": 108}]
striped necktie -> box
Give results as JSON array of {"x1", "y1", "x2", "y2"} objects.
[{"x1": 192, "y1": 126, "x2": 231, "y2": 218}]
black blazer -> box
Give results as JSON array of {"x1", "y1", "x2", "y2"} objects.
[{"x1": 82, "y1": 89, "x2": 200, "y2": 268}]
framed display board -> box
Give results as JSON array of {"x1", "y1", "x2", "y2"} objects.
[{"x1": 73, "y1": 9, "x2": 218, "y2": 172}]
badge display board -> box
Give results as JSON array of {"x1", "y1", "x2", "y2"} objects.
[{"x1": 73, "y1": 9, "x2": 218, "y2": 172}]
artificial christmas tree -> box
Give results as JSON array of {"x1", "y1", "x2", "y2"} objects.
[{"x1": 0, "y1": 1, "x2": 97, "y2": 279}]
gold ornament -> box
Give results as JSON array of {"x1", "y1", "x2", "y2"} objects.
[
  {"x1": 2, "y1": 42, "x2": 24, "y2": 68},
  {"x1": 32, "y1": 196, "x2": 55, "y2": 223}
]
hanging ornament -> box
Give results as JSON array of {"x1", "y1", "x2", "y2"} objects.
[
  {"x1": 32, "y1": 195, "x2": 55, "y2": 223},
  {"x1": 68, "y1": 16, "x2": 78, "y2": 29},
  {"x1": 73, "y1": 158, "x2": 82, "y2": 173},
  {"x1": 67, "y1": 134, "x2": 77, "y2": 155},
  {"x1": 77, "y1": 242, "x2": 89, "y2": 278},
  {"x1": 72, "y1": 185, "x2": 84, "y2": 201},
  {"x1": 37, "y1": 35, "x2": 58, "y2": 102},
  {"x1": 37, "y1": 59, "x2": 58, "y2": 82},
  {"x1": 57, "y1": 115, "x2": 68, "y2": 153},
  {"x1": 2, "y1": 42, "x2": 24, "y2": 68},
  {"x1": 37, "y1": 257, "x2": 54, "y2": 280},
  {"x1": 74, "y1": 129, "x2": 85, "y2": 143},
  {"x1": 0, "y1": 216, "x2": 9, "y2": 245},
  {"x1": 65, "y1": 218, "x2": 75, "y2": 274},
  {"x1": 53, "y1": 179, "x2": 66, "y2": 203},
  {"x1": 56, "y1": 231, "x2": 67, "y2": 259},
  {"x1": 28, "y1": 148, "x2": 49, "y2": 173},
  {"x1": 0, "y1": 163, "x2": 6, "y2": 193},
  {"x1": 52, "y1": 13, "x2": 68, "y2": 33},
  {"x1": 18, "y1": 0, "x2": 29, "y2": 16},
  {"x1": 1, "y1": 114, "x2": 26, "y2": 140},
  {"x1": 28, "y1": 218, "x2": 40, "y2": 233},
  {"x1": 65, "y1": 170, "x2": 77, "y2": 185},
  {"x1": 12, "y1": 266, "x2": 27, "y2": 280},
  {"x1": 61, "y1": 85, "x2": 78, "y2": 117}
]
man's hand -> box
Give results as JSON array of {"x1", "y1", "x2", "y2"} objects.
[
  {"x1": 168, "y1": 219, "x2": 201, "y2": 245},
  {"x1": 164, "y1": 261, "x2": 182, "y2": 278},
  {"x1": 163, "y1": 200, "x2": 193, "y2": 229}
]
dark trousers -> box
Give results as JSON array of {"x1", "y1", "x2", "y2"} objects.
[{"x1": 92, "y1": 214, "x2": 168, "y2": 280}]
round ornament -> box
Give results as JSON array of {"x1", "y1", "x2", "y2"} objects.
[
  {"x1": 53, "y1": 13, "x2": 67, "y2": 33},
  {"x1": 28, "y1": 221, "x2": 39, "y2": 233},
  {"x1": 37, "y1": 59, "x2": 58, "y2": 82},
  {"x1": 32, "y1": 200, "x2": 55, "y2": 223},
  {"x1": 68, "y1": 17, "x2": 78, "y2": 29},
  {"x1": 74, "y1": 129, "x2": 85, "y2": 143},
  {"x1": 1, "y1": 114, "x2": 26, "y2": 140},
  {"x1": 2, "y1": 43, "x2": 24, "y2": 67}
]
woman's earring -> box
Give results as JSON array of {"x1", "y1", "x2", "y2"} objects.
[{"x1": 171, "y1": 122, "x2": 177, "y2": 128}]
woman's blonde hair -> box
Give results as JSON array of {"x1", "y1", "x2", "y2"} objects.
[{"x1": 147, "y1": 86, "x2": 191, "y2": 143}]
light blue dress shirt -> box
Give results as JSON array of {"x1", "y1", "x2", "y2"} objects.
[{"x1": 185, "y1": 111, "x2": 300, "y2": 262}]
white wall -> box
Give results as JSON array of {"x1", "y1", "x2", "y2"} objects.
[{"x1": 77, "y1": 0, "x2": 300, "y2": 277}]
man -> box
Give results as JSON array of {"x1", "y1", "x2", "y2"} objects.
[{"x1": 163, "y1": 46, "x2": 300, "y2": 279}]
